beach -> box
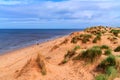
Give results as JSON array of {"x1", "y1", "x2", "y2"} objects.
[{"x1": 0, "y1": 26, "x2": 120, "y2": 80}]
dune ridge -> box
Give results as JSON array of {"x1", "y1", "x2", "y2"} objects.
[{"x1": 0, "y1": 26, "x2": 120, "y2": 80}]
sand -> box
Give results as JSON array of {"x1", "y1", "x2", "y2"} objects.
[{"x1": 0, "y1": 27, "x2": 120, "y2": 80}]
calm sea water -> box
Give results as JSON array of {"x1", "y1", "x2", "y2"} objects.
[{"x1": 0, "y1": 29, "x2": 81, "y2": 54}]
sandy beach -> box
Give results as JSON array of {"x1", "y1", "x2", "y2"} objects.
[{"x1": 0, "y1": 26, "x2": 120, "y2": 80}]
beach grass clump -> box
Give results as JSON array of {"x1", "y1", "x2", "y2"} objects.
[
  {"x1": 74, "y1": 45, "x2": 80, "y2": 51},
  {"x1": 95, "y1": 66, "x2": 117, "y2": 80},
  {"x1": 92, "y1": 46, "x2": 101, "y2": 49},
  {"x1": 71, "y1": 36, "x2": 79, "y2": 43},
  {"x1": 80, "y1": 34, "x2": 92, "y2": 43},
  {"x1": 98, "y1": 55, "x2": 116, "y2": 70},
  {"x1": 60, "y1": 49, "x2": 77, "y2": 65},
  {"x1": 114, "y1": 46, "x2": 120, "y2": 52},
  {"x1": 101, "y1": 45, "x2": 109, "y2": 49},
  {"x1": 93, "y1": 35, "x2": 101, "y2": 43},
  {"x1": 64, "y1": 50, "x2": 76, "y2": 59},
  {"x1": 95, "y1": 55, "x2": 118, "y2": 80},
  {"x1": 71, "y1": 34, "x2": 92, "y2": 43},
  {"x1": 116, "y1": 58, "x2": 120, "y2": 72},
  {"x1": 104, "y1": 49, "x2": 112, "y2": 55},
  {"x1": 110, "y1": 29, "x2": 120, "y2": 37},
  {"x1": 74, "y1": 46, "x2": 102, "y2": 63},
  {"x1": 95, "y1": 74, "x2": 107, "y2": 80},
  {"x1": 105, "y1": 66, "x2": 117, "y2": 80},
  {"x1": 85, "y1": 26, "x2": 107, "y2": 35},
  {"x1": 36, "y1": 54, "x2": 47, "y2": 75}
]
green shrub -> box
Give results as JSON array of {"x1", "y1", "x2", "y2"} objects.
[
  {"x1": 93, "y1": 35, "x2": 101, "y2": 43},
  {"x1": 98, "y1": 55, "x2": 116, "y2": 70},
  {"x1": 114, "y1": 46, "x2": 120, "y2": 52},
  {"x1": 61, "y1": 59, "x2": 68, "y2": 64},
  {"x1": 93, "y1": 46, "x2": 101, "y2": 49},
  {"x1": 60, "y1": 49, "x2": 77, "y2": 65},
  {"x1": 95, "y1": 66, "x2": 117, "y2": 80},
  {"x1": 106, "y1": 66, "x2": 117, "y2": 80},
  {"x1": 74, "y1": 45, "x2": 80, "y2": 50},
  {"x1": 78, "y1": 46, "x2": 102, "y2": 63},
  {"x1": 95, "y1": 74, "x2": 107, "y2": 80},
  {"x1": 101, "y1": 45, "x2": 109, "y2": 49},
  {"x1": 80, "y1": 34, "x2": 92, "y2": 43},
  {"x1": 104, "y1": 49, "x2": 112, "y2": 55},
  {"x1": 71, "y1": 34, "x2": 92, "y2": 43},
  {"x1": 110, "y1": 29, "x2": 120, "y2": 37},
  {"x1": 64, "y1": 50, "x2": 76, "y2": 58},
  {"x1": 73, "y1": 53, "x2": 81, "y2": 60},
  {"x1": 71, "y1": 36, "x2": 79, "y2": 43}
]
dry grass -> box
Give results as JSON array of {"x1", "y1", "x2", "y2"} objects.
[{"x1": 36, "y1": 54, "x2": 47, "y2": 75}]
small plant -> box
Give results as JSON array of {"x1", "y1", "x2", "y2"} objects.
[
  {"x1": 60, "y1": 49, "x2": 77, "y2": 65},
  {"x1": 74, "y1": 45, "x2": 80, "y2": 50},
  {"x1": 110, "y1": 29, "x2": 120, "y2": 37},
  {"x1": 71, "y1": 34, "x2": 92, "y2": 44},
  {"x1": 80, "y1": 34, "x2": 92, "y2": 43},
  {"x1": 98, "y1": 55, "x2": 116, "y2": 70},
  {"x1": 95, "y1": 74, "x2": 107, "y2": 80},
  {"x1": 75, "y1": 46, "x2": 102, "y2": 63},
  {"x1": 116, "y1": 58, "x2": 120, "y2": 72},
  {"x1": 104, "y1": 49, "x2": 112, "y2": 55},
  {"x1": 92, "y1": 46, "x2": 101, "y2": 49},
  {"x1": 36, "y1": 54, "x2": 47, "y2": 75},
  {"x1": 101, "y1": 45, "x2": 109, "y2": 49},
  {"x1": 61, "y1": 59, "x2": 68, "y2": 64},
  {"x1": 93, "y1": 35, "x2": 101, "y2": 43},
  {"x1": 105, "y1": 66, "x2": 117, "y2": 80},
  {"x1": 114, "y1": 46, "x2": 120, "y2": 52},
  {"x1": 95, "y1": 66, "x2": 117, "y2": 80},
  {"x1": 71, "y1": 36, "x2": 79, "y2": 43},
  {"x1": 64, "y1": 50, "x2": 76, "y2": 59}
]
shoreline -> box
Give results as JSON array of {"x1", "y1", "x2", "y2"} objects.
[
  {"x1": 0, "y1": 34, "x2": 68, "y2": 56},
  {"x1": 0, "y1": 29, "x2": 81, "y2": 55},
  {"x1": 0, "y1": 29, "x2": 77, "y2": 55}
]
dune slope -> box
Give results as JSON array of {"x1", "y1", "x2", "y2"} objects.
[{"x1": 0, "y1": 26, "x2": 120, "y2": 80}]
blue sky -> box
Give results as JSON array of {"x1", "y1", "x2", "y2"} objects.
[{"x1": 0, "y1": 0, "x2": 120, "y2": 29}]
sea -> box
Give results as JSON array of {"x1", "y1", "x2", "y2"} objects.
[{"x1": 0, "y1": 29, "x2": 82, "y2": 54}]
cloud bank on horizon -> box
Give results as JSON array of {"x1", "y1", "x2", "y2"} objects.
[{"x1": 0, "y1": 0, "x2": 120, "y2": 28}]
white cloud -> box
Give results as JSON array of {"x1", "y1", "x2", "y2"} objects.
[{"x1": 0, "y1": 0, "x2": 120, "y2": 26}]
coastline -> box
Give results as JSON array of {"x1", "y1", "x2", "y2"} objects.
[
  {"x1": 0, "y1": 34, "x2": 68, "y2": 57},
  {"x1": 0, "y1": 29, "x2": 80, "y2": 55},
  {"x1": 0, "y1": 26, "x2": 120, "y2": 80}
]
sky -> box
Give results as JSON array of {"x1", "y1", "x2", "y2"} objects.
[{"x1": 0, "y1": 0, "x2": 120, "y2": 29}]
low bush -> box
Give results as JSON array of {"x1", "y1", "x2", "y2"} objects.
[
  {"x1": 60, "y1": 49, "x2": 77, "y2": 65},
  {"x1": 110, "y1": 29, "x2": 120, "y2": 37},
  {"x1": 98, "y1": 55, "x2": 116, "y2": 70},
  {"x1": 95, "y1": 66, "x2": 117, "y2": 80},
  {"x1": 74, "y1": 46, "x2": 102, "y2": 63},
  {"x1": 93, "y1": 35, "x2": 101, "y2": 43},
  {"x1": 114, "y1": 46, "x2": 120, "y2": 52},
  {"x1": 74, "y1": 45, "x2": 80, "y2": 50},
  {"x1": 71, "y1": 34, "x2": 92, "y2": 43},
  {"x1": 104, "y1": 49, "x2": 112, "y2": 55},
  {"x1": 80, "y1": 34, "x2": 92, "y2": 43},
  {"x1": 64, "y1": 50, "x2": 76, "y2": 59},
  {"x1": 101, "y1": 45, "x2": 109, "y2": 49},
  {"x1": 95, "y1": 74, "x2": 107, "y2": 80},
  {"x1": 105, "y1": 66, "x2": 117, "y2": 80},
  {"x1": 71, "y1": 36, "x2": 79, "y2": 43}
]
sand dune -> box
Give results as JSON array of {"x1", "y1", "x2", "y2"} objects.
[{"x1": 0, "y1": 26, "x2": 120, "y2": 80}]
